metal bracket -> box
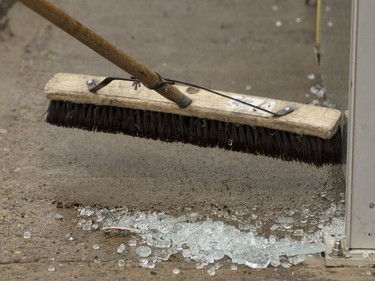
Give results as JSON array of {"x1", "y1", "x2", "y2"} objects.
[
  {"x1": 86, "y1": 77, "x2": 134, "y2": 92},
  {"x1": 273, "y1": 106, "x2": 295, "y2": 117},
  {"x1": 324, "y1": 234, "x2": 375, "y2": 267},
  {"x1": 85, "y1": 77, "x2": 294, "y2": 117}
]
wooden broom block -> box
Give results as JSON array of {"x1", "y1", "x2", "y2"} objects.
[{"x1": 44, "y1": 73, "x2": 341, "y2": 139}]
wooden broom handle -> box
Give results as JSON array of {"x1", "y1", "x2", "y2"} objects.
[{"x1": 18, "y1": 0, "x2": 192, "y2": 108}]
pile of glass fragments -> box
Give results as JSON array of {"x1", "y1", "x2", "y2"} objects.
[{"x1": 76, "y1": 204, "x2": 344, "y2": 271}]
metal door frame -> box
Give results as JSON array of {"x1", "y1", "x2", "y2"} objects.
[{"x1": 325, "y1": 0, "x2": 375, "y2": 266}]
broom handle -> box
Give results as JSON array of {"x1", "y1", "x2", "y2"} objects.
[{"x1": 18, "y1": 0, "x2": 192, "y2": 108}]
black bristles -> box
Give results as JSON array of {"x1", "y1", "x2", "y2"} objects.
[{"x1": 46, "y1": 101, "x2": 342, "y2": 166}]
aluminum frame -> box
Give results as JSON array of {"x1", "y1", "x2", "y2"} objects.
[{"x1": 346, "y1": 0, "x2": 375, "y2": 250}]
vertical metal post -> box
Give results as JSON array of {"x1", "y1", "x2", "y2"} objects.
[{"x1": 346, "y1": 0, "x2": 375, "y2": 249}]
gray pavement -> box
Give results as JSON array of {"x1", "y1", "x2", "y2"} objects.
[{"x1": 0, "y1": 1, "x2": 372, "y2": 280}]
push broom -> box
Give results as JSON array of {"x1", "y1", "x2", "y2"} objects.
[{"x1": 18, "y1": 0, "x2": 342, "y2": 166}]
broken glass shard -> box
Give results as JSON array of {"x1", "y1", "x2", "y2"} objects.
[
  {"x1": 281, "y1": 261, "x2": 291, "y2": 268},
  {"x1": 277, "y1": 217, "x2": 294, "y2": 224},
  {"x1": 48, "y1": 266, "x2": 55, "y2": 272},
  {"x1": 270, "y1": 224, "x2": 278, "y2": 231},
  {"x1": 154, "y1": 238, "x2": 171, "y2": 249},
  {"x1": 173, "y1": 268, "x2": 181, "y2": 275},
  {"x1": 249, "y1": 224, "x2": 257, "y2": 232},
  {"x1": 128, "y1": 239, "x2": 137, "y2": 247},
  {"x1": 65, "y1": 233, "x2": 74, "y2": 241},
  {"x1": 207, "y1": 267, "x2": 216, "y2": 276},
  {"x1": 146, "y1": 260, "x2": 156, "y2": 269},
  {"x1": 117, "y1": 243, "x2": 126, "y2": 253},
  {"x1": 54, "y1": 214, "x2": 64, "y2": 220},
  {"x1": 82, "y1": 220, "x2": 93, "y2": 231},
  {"x1": 139, "y1": 258, "x2": 148, "y2": 268},
  {"x1": 196, "y1": 262, "x2": 205, "y2": 269},
  {"x1": 293, "y1": 229, "x2": 304, "y2": 237},
  {"x1": 270, "y1": 256, "x2": 281, "y2": 267},
  {"x1": 154, "y1": 249, "x2": 171, "y2": 261},
  {"x1": 289, "y1": 255, "x2": 306, "y2": 265},
  {"x1": 268, "y1": 235, "x2": 277, "y2": 244},
  {"x1": 77, "y1": 219, "x2": 86, "y2": 228},
  {"x1": 307, "y1": 73, "x2": 315, "y2": 80},
  {"x1": 103, "y1": 218, "x2": 114, "y2": 228},
  {"x1": 238, "y1": 222, "x2": 250, "y2": 231},
  {"x1": 256, "y1": 221, "x2": 262, "y2": 229},
  {"x1": 214, "y1": 263, "x2": 222, "y2": 270},
  {"x1": 74, "y1": 205, "x2": 343, "y2": 270},
  {"x1": 136, "y1": 246, "x2": 152, "y2": 257},
  {"x1": 80, "y1": 207, "x2": 95, "y2": 217}
]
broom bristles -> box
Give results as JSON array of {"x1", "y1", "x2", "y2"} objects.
[{"x1": 46, "y1": 100, "x2": 342, "y2": 166}]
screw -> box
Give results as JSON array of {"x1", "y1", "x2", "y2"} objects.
[
  {"x1": 369, "y1": 203, "x2": 375, "y2": 209},
  {"x1": 86, "y1": 80, "x2": 95, "y2": 86},
  {"x1": 330, "y1": 239, "x2": 344, "y2": 257}
]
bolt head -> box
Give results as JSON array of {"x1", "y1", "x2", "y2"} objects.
[
  {"x1": 331, "y1": 247, "x2": 344, "y2": 257},
  {"x1": 86, "y1": 80, "x2": 95, "y2": 86},
  {"x1": 330, "y1": 239, "x2": 344, "y2": 257}
]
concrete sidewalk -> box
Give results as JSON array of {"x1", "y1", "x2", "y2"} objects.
[{"x1": 0, "y1": 1, "x2": 372, "y2": 280}]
